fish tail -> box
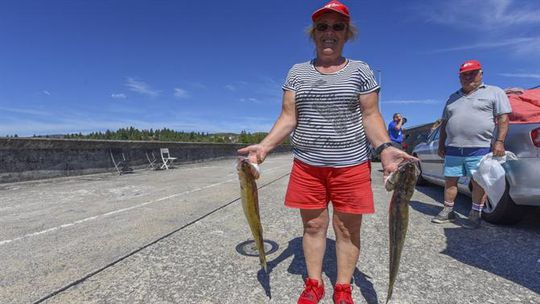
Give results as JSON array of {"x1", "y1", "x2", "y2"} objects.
[
  {"x1": 258, "y1": 239, "x2": 268, "y2": 272},
  {"x1": 262, "y1": 260, "x2": 268, "y2": 272},
  {"x1": 386, "y1": 286, "x2": 393, "y2": 303}
]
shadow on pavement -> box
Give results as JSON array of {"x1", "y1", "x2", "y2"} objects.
[
  {"x1": 412, "y1": 184, "x2": 540, "y2": 295},
  {"x1": 412, "y1": 184, "x2": 473, "y2": 217},
  {"x1": 258, "y1": 237, "x2": 379, "y2": 304},
  {"x1": 413, "y1": 184, "x2": 540, "y2": 231},
  {"x1": 442, "y1": 224, "x2": 540, "y2": 294}
]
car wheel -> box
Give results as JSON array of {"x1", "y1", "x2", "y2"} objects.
[{"x1": 482, "y1": 182, "x2": 524, "y2": 224}]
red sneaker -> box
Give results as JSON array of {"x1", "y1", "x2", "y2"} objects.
[
  {"x1": 333, "y1": 283, "x2": 354, "y2": 304},
  {"x1": 297, "y1": 278, "x2": 325, "y2": 304}
]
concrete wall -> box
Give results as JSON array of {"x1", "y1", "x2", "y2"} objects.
[{"x1": 0, "y1": 138, "x2": 292, "y2": 183}]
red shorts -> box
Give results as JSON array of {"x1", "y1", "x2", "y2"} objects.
[{"x1": 285, "y1": 159, "x2": 375, "y2": 214}]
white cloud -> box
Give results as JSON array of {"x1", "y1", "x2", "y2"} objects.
[
  {"x1": 111, "y1": 93, "x2": 127, "y2": 99},
  {"x1": 173, "y1": 88, "x2": 189, "y2": 99},
  {"x1": 189, "y1": 82, "x2": 207, "y2": 89},
  {"x1": 431, "y1": 37, "x2": 540, "y2": 56},
  {"x1": 239, "y1": 97, "x2": 262, "y2": 104},
  {"x1": 251, "y1": 77, "x2": 283, "y2": 103},
  {"x1": 416, "y1": 1, "x2": 540, "y2": 58},
  {"x1": 382, "y1": 99, "x2": 440, "y2": 105},
  {"x1": 420, "y1": 0, "x2": 540, "y2": 31},
  {"x1": 225, "y1": 81, "x2": 250, "y2": 92},
  {"x1": 223, "y1": 78, "x2": 282, "y2": 104},
  {"x1": 125, "y1": 78, "x2": 160, "y2": 97},
  {"x1": 225, "y1": 84, "x2": 236, "y2": 91},
  {"x1": 0, "y1": 106, "x2": 52, "y2": 116},
  {"x1": 432, "y1": 37, "x2": 534, "y2": 52},
  {"x1": 42, "y1": 90, "x2": 51, "y2": 96},
  {"x1": 499, "y1": 73, "x2": 540, "y2": 79}
]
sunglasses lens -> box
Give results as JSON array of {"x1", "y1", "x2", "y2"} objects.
[
  {"x1": 316, "y1": 23, "x2": 329, "y2": 31},
  {"x1": 333, "y1": 23, "x2": 346, "y2": 31},
  {"x1": 315, "y1": 23, "x2": 346, "y2": 32}
]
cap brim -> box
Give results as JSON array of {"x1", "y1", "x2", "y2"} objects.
[{"x1": 459, "y1": 67, "x2": 481, "y2": 73}]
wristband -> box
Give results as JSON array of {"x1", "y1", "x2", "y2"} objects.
[
  {"x1": 375, "y1": 142, "x2": 394, "y2": 155},
  {"x1": 495, "y1": 139, "x2": 505, "y2": 143}
]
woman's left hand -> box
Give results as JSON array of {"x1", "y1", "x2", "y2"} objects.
[{"x1": 380, "y1": 147, "x2": 419, "y2": 178}]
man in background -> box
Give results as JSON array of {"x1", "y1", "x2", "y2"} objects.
[
  {"x1": 431, "y1": 60, "x2": 511, "y2": 229},
  {"x1": 388, "y1": 113, "x2": 405, "y2": 148}
]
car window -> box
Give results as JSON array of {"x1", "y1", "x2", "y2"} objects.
[
  {"x1": 433, "y1": 128, "x2": 440, "y2": 140},
  {"x1": 427, "y1": 127, "x2": 440, "y2": 142}
]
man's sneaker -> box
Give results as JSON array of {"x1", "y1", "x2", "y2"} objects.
[
  {"x1": 297, "y1": 278, "x2": 325, "y2": 304},
  {"x1": 463, "y1": 210, "x2": 482, "y2": 229},
  {"x1": 431, "y1": 206, "x2": 456, "y2": 224},
  {"x1": 333, "y1": 283, "x2": 354, "y2": 304}
]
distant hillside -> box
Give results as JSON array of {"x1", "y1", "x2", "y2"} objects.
[{"x1": 23, "y1": 127, "x2": 290, "y2": 144}]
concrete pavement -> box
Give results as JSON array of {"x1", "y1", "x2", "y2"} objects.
[{"x1": 0, "y1": 154, "x2": 539, "y2": 303}]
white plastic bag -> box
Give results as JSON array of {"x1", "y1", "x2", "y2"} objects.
[{"x1": 472, "y1": 152, "x2": 517, "y2": 204}]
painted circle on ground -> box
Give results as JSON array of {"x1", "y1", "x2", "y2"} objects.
[{"x1": 235, "y1": 239, "x2": 279, "y2": 257}]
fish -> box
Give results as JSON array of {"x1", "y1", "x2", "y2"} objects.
[
  {"x1": 385, "y1": 161, "x2": 419, "y2": 303},
  {"x1": 237, "y1": 157, "x2": 267, "y2": 272}
]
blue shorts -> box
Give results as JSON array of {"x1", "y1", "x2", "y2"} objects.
[{"x1": 443, "y1": 155, "x2": 484, "y2": 177}]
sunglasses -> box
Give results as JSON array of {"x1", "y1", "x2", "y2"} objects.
[
  {"x1": 315, "y1": 22, "x2": 346, "y2": 32},
  {"x1": 460, "y1": 70, "x2": 481, "y2": 77}
]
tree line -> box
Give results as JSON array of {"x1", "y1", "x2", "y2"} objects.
[{"x1": 14, "y1": 127, "x2": 291, "y2": 144}]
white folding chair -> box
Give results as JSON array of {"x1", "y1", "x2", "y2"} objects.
[
  {"x1": 110, "y1": 149, "x2": 133, "y2": 175},
  {"x1": 145, "y1": 151, "x2": 159, "y2": 170},
  {"x1": 160, "y1": 148, "x2": 177, "y2": 170}
]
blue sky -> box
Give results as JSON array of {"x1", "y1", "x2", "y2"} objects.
[{"x1": 1, "y1": 0, "x2": 540, "y2": 136}]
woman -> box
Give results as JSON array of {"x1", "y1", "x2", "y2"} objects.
[{"x1": 238, "y1": 1, "x2": 415, "y2": 303}]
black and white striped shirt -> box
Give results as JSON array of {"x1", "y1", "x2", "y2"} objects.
[{"x1": 283, "y1": 59, "x2": 379, "y2": 167}]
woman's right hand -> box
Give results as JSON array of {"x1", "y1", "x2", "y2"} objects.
[{"x1": 237, "y1": 144, "x2": 268, "y2": 165}]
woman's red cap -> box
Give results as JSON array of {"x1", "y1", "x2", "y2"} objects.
[{"x1": 312, "y1": 0, "x2": 350, "y2": 22}]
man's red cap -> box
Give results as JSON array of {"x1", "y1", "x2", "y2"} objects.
[
  {"x1": 459, "y1": 60, "x2": 482, "y2": 73},
  {"x1": 312, "y1": 0, "x2": 350, "y2": 22}
]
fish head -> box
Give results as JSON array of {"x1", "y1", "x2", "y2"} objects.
[
  {"x1": 385, "y1": 161, "x2": 419, "y2": 192},
  {"x1": 237, "y1": 157, "x2": 260, "y2": 180}
]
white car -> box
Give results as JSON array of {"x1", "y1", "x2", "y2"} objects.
[{"x1": 412, "y1": 122, "x2": 540, "y2": 224}]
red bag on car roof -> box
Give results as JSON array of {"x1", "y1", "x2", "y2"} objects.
[{"x1": 506, "y1": 88, "x2": 540, "y2": 124}]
